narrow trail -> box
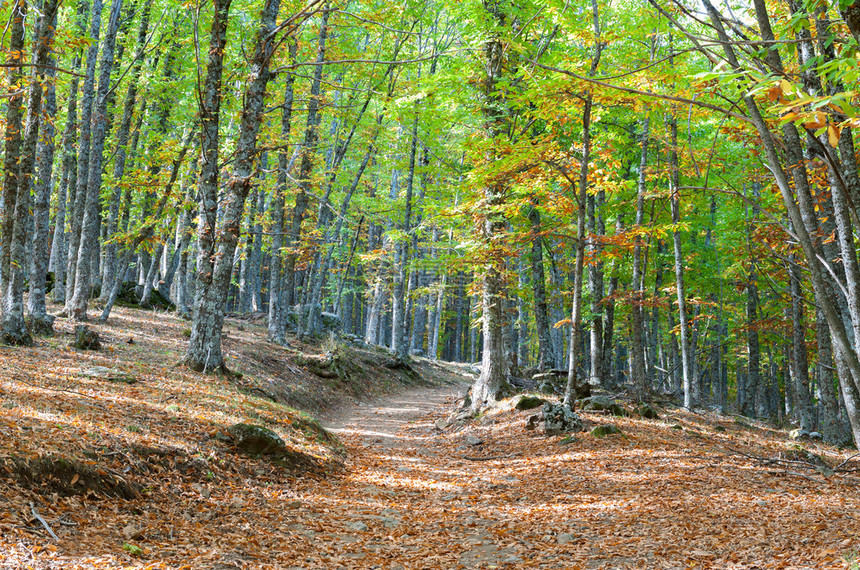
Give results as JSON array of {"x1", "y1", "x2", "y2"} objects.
[{"x1": 282, "y1": 376, "x2": 859, "y2": 569}]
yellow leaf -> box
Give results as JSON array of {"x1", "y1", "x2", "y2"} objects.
[{"x1": 828, "y1": 124, "x2": 841, "y2": 148}]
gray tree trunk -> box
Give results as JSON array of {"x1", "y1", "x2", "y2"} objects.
[
  {"x1": 630, "y1": 118, "x2": 649, "y2": 397},
  {"x1": 267, "y1": 39, "x2": 298, "y2": 343},
  {"x1": 68, "y1": 0, "x2": 123, "y2": 319},
  {"x1": 183, "y1": 0, "x2": 279, "y2": 372},
  {"x1": 528, "y1": 202, "x2": 555, "y2": 371},
  {"x1": 28, "y1": 4, "x2": 60, "y2": 330},
  {"x1": 64, "y1": 0, "x2": 104, "y2": 309},
  {"x1": 789, "y1": 257, "x2": 815, "y2": 430}
]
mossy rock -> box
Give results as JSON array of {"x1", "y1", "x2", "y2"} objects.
[
  {"x1": 580, "y1": 396, "x2": 627, "y2": 417},
  {"x1": 6, "y1": 454, "x2": 138, "y2": 499},
  {"x1": 713, "y1": 425, "x2": 727, "y2": 433},
  {"x1": 637, "y1": 403, "x2": 660, "y2": 420},
  {"x1": 514, "y1": 394, "x2": 547, "y2": 411},
  {"x1": 226, "y1": 423, "x2": 322, "y2": 471},
  {"x1": 590, "y1": 424, "x2": 622, "y2": 438}
]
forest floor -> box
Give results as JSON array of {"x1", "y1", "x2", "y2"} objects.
[{"x1": 0, "y1": 303, "x2": 859, "y2": 569}]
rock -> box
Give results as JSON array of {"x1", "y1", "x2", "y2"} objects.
[
  {"x1": 226, "y1": 423, "x2": 312, "y2": 470},
  {"x1": 70, "y1": 325, "x2": 100, "y2": 350},
  {"x1": 525, "y1": 414, "x2": 541, "y2": 431},
  {"x1": 808, "y1": 431, "x2": 823, "y2": 440},
  {"x1": 637, "y1": 403, "x2": 660, "y2": 419},
  {"x1": 537, "y1": 403, "x2": 583, "y2": 436},
  {"x1": 789, "y1": 428, "x2": 810, "y2": 440},
  {"x1": 557, "y1": 532, "x2": 575, "y2": 544},
  {"x1": 347, "y1": 522, "x2": 368, "y2": 532},
  {"x1": 579, "y1": 396, "x2": 627, "y2": 417},
  {"x1": 559, "y1": 436, "x2": 576, "y2": 445},
  {"x1": 286, "y1": 500, "x2": 302, "y2": 509},
  {"x1": 434, "y1": 418, "x2": 450, "y2": 431},
  {"x1": 464, "y1": 434, "x2": 483, "y2": 446},
  {"x1": 514, "y1": 394, "x2": 547, "y2": 411},
  {"x1": 228, "y1": 424, "x2": 286, "y2": 456},
  {"x1": 713, "y1": 425, "x2": 727, "y2": 433},
  {"x1": 81, "y1": 366, "x2": 136, "y2": 384},
  {"x1": 2, "y1": 401, "x2": 17, "y2": 409},
  {"x1": 590, "y1": 424, "x2": 622, "y2": 437},
  {"x1": 123, "y1": 525, "x2": 143, "y2": 540}
]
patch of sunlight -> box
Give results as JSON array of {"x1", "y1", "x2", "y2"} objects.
[{"x1": 352, "y1": 471, "x2": 465, "y2": 492}]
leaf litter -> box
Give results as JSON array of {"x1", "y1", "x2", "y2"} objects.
[{"x1": 0, "y1": 304, "x2": 858, "y2": 569}]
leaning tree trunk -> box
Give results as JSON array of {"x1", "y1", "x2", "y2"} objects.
[
  {"x1": 64, "y1": 0, "x2": 104, "y2": 309},
  {"x1": 68, "y1": 0, "x2": 123, "y2": 319},
  {"x1": 183, "y1": 0, "x2": 280, "y2": 372},
  {"x1": 101, "y1": 0, "x2": 154, "y2": 303}
]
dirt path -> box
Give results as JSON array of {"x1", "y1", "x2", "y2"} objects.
[
  {"x1": 283, "y1": 379, "x2": 859, "y2": 570},
  {"x1": 293, "y1": 382, "x2": 536, "y2": 569}
]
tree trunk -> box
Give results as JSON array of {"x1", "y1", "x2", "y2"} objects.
[
  {"x1": 267, "y1": 39, "x2": 298, "y2": 343},
  {"x1": 27, "y1": 3, "x2": 60, "y2": 330},
  {"x1": 630, "y1": 118, "x2": 649, "y2": 397},
  {"x1": 789, "y1": 256, "x2": 814, "y2": 430},
  {"x1": 64, "y1": 0, "x2": 104, "y2": 308},
  {"x1": 183, "y1": 0, "x2": 279, "y2": 372},
  {"x1": 470, "y1": 0, "x2": 511, "y2": 411},
  {"x1": 528, "y1": 201, "x2": 555, "y2": 371},
  {"x1": 668, "y1": 114, "x2": 695, "y2": 409},
  {"x1": 68, "y1": 0, "x2": 123, "y2": 319}
]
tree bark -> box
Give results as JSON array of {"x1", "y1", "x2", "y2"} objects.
[
  {"x1": 470, "y1": 0, "x2": 512, "y2": 411},
  {"x1": 183, "y1": 0, "x2": 279, "y2": 372},
  {"x1": 68, "y1": 0, "x2": 123, "y2": 319},
  {"x1": 27, "y1": 2, "x2": 61, "y2": 331}
]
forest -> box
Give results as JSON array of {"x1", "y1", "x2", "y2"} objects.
[{"x1": 3, "y1": 0, "x2": 860, "y2": 453}]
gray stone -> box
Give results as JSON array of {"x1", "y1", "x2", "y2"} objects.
[
  {"x1": 557, "y1": 532, "x2": 575, "y2": 544},
  {"x1": 637, "y1": 403, "x2": 660, "y2": 419},
  {"x1": 347, "y1": 522, "x2": 368, "y2": 532},
  {"x1": 434, "y1": 418, "x2": 450, "y2": 431},
  {"x1": 464, "y1": 434, "x2": 484, "y2": 446},
  {"x1": 580, "y1": 396, "x2": 627, "y2": 417},
  {"x1": 81, "y1": 366, "x2": 137, "y2": 384},
  {"x1": 537, "y1": 403, "x2": 583, "y2": 436},
  {"x1": 789, "y1": 428, "x2": 810, "y2": 440}
]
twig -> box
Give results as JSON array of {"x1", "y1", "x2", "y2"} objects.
[
  {"x1": 8, "y1": 376, "x2": 105, "y2": 408},
  {"x1": 834, "y1": 451, "x2": 860, "y2": 472},
  {"x1": 461, "y1": 454, "x2": 519, "y2": 462},
  {"x1": 29, "y1": 503, "x2": 59, "y2": 541}
]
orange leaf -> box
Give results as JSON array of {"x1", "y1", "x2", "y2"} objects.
[{"x1": 70, "y1": 473, "x2": 79, "y2": 485}]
